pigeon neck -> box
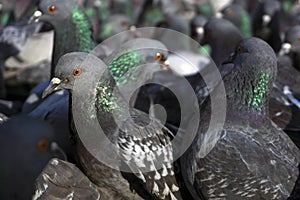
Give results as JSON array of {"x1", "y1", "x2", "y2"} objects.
[
  {"x1": 107, "y1": 50, "x2": 141, "y2": 86},
  {"x1": 52, "y1": 8, "x2": 94, "y2": 77},
  {"x1": 225, "y1": 68, "x2": 272, "y2": 118},
  {"x1": 240, "y1": 12, "x2": 251, "y2": 37},
  {"x1": 70, "y1": 8, "x2": 95, "y2": 52},
  {"x1": 96, "y1": 70, "x2": 127, "y2": 121}
]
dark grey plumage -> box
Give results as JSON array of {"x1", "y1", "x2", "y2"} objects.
[
  {"x1": 0, "y1": 115, "x2": 68, "y2": 199},
  {"x1": 33, "y1": 158, "x2": 102, "y2": 200},
  {"x1": 200, "y1": 17, "x2": 243, "y2": 67},
  {"x1": 42, "y1": 52, "x2": 182, "y2": 200},
  {"x1": 181, "y1": 37, "x2": 300, "y2": 199}
]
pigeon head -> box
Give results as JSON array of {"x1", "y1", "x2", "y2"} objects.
[
  {"x1": 42, "y1": 52, "x2": 101, "y2": 98},
  {"x1": 201, "y1": 18, "x2": 242, "y2": 66},
  {"x1": 104, "y1": 38, "x2": 169, "y2": 86},
  {"x1": 219, "y1": 4, "x2": 252, "y2": 37},
  {"x1": 37, "y1": 0, "x2": 82, "y2": 25},
  {"x1": 282, "y1": 25, "x2": 300, "y2": 54},
  {"x1": 223, "y1": 37, "x2": 277, "y2": 114}
]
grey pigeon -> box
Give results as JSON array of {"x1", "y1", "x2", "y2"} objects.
[
  {"x1": 36, "y1": 0, "x2": 95, "y2": 77},
  {"x1": 23, "y1": 0, "x2": 96, "y2": 113},
  {"x1": 181, "y1": 37, "x2": 300, "y2": 199},
  {"x1": 42, "y1": 52, "x2": 183, "y2": 199},
  {"x1": 33, "y1": 158, "x2": 102, "y2": 200}
]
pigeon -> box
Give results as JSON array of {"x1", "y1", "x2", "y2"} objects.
[
  {"x1": 0, "y1": 22, "x2": 41, "y2": 98},
  {"x1": 42, "y1": 52, "x2": 183, "y2": 200},
  {"x1": 190, "y1": 14, "x2": 207, "y2": 42},
  {"x1": 280, "y1": 25, "x2": 300, "y2": 71},
  {"x1": 135, "y1": 0, "x2": 164, "y2": 27},
  {"x1": 35, "y1": 0, "x2": 95, "y2": 77},
  {"x1": 33, "y1": 158, "x2": 102, "y2": 200},
  {"x1": 156, "y1": 13, "x2": 191, "y2": 36},
  {"x1": 0, "y1": 114, "x2": 69, "y2": 199},
  {"x1": 251, "y1": 0, "x2": 282, "y2": 52},
  {"x1": 194, "y1": 1, "x2": 214, "y2": 18},
  {"x1": 200, "y1": 17, "x2": 243, "y2": 67},
  {"x1": 98, "y1": 14, "x2": 133, "y2": 42},
  {"x1": 181, "y1": 37, "x2": 300, "y2": 199},
  {"x1": 23, "y1": 0, "x2": 97, "y2": 114},
  {"x1": 232, "y1": 0, "x2": 259, "y2": 16},
  {"x1": 218, "y1": 4, "x2": 252, "y2": 37}
]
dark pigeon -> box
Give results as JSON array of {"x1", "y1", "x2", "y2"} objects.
[
  {"x1": 190, "y1": 14, "x2": 207, "y2": 42},
  {"x1": 0, "y1": 115, "x2": 69, "y2": 199},
  {"x1": 200, "y1": 17, "x2": 243, "y2": 67},
  {"x1": 280, "y1": 25, "x2": 300, "y2": 71},
  {"x1": 181, "y1": 37, "x2": 300, "y2": 199},
  {"x1": 218, "y1": 4, "x2": 252, "y2": 37},
  {"x1": 98, "y1": 14, "x2": 133, "y2": 42},
  {"x1": 42, "y1": 52, "x2": 183, "y2": 199},
  {"x1": 156, "y1": 13, "x2": 191, "y2": 36},
  {"x1": 251, "y1": 0, "x2": 282, "y2": 52}
]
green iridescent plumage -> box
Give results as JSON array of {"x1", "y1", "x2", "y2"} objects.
[
  {"x1": 144, "y1": 7, "x2": 164, "y2": 26},
  {"x1": 198, "y1": 4, "x2": 213, "y2": 17},
  {"x1": 282, "y1": 1, "x2": 292, "y2": 12},
  {"x1": 108, "y1": 51, "x2": 141, "y2": 86},
  {"x1": 96, "y1": 83, "x2": 121, "y2": 114},
  {"x1": 96, "y1": 50, "x2": 142, "y2": 113},
  {"x1": 71, "y1": 8, "x2": 95, "y2": 53},
  {"x1": 240, "y1": 12, "x2": 252, "y2": 38},
  {"x1": 249, "y1": 70, "x2": 271, "y2": 110}
]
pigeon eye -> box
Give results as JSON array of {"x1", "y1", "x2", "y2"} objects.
[
  {"x1": 73, "y1": 68, "x2": 82, "y2": 76},
  {"x1": 226, "y1": 8, "x2": 233, "y2": 15},
  {"x1": 297, "y1": 36, "x2": 300, "y2": 42},
  {"x1": 237, "y1": 45, "x2": 243, "y2": 53},
  {"x1": 155, "y1": 52, "x2": 163, "y2": 60},
  {"x1": 121, "y1": 21, "x2": 129, "y2": 27},
  {"x1": 37, "y1": 138, "x2": 49, "y2": 152},
  {"x1": 48, "y1": 5, "x2": 56, "y2": 13}
]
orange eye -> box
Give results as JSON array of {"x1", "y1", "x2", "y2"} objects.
[
  {"x1": 226, "y1": 8, "x2": 233, "y2": 15},
  {"x1": 37, "y1": 138, "x2": 49, "y2": 152},
  {"x1": 155, "y1": 52, "x2": 163, "y2": 60},
  {"x1": 297, "y1": 36, "x2": 300, "y2": 42},
  {"x1": 48, "y1": 5, "x2": 56, "y2": 12},
  {"x1": 237, "y1": 45, "x2": 243, "y2": 53},
  {"x1": 121, "y1": 21, "x2": 129, "y2": 27},
  {"x1": 73, "y1": 68, "x2": 82, "y2": 76}
]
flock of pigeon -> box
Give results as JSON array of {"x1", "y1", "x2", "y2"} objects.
[{"x1": 1, "y1": 0, "x2": 300, "y2": 199}]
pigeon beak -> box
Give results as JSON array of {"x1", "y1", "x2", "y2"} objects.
[
  {"x1": 279, "y1": 43, "x2": 292, "y2": 56},
  {"x1": 262, "y1": 14, "x2": 271, "y2": 26},
  {"x1": 222, "y1": 52, "x2": 236, "y2": 65},
  {"x1": 42, "y1": 78, "x2": 63, "y2": 99},
  {"x1": 215, "y1": 12, "x2": 223, "y2": 18},
  {"x1": 162, "y1": 59, "x2": 169, "y2": 67},
  {"x1": 28, "y1": 10, "x2": 42, "y2": 24},
  {"x1": 196, "y1": 27, "x2": 204, "y2": 40}
]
